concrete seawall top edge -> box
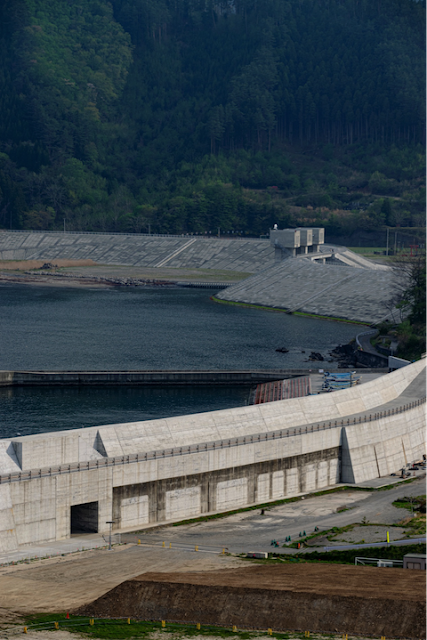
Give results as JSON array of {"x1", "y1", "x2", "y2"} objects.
[{"x1": 0, "y1": 369, "x2": 389, "y2": 386}]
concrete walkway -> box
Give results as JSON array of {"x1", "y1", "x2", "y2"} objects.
[{"x1": 0, "y1": 534, "x2": 111, "y2": 567}]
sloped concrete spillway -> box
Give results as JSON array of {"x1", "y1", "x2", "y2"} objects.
[{"x1": 0, "y1": 360, "x2": 424, "y2": 552}]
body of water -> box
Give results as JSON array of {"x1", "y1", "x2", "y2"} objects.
[
  {"x1": 1, "y1": 283, "x2": 360, "y2": 437},
  {"x1": 0, "y1": 384, "x2": 251, "y2": 439}
]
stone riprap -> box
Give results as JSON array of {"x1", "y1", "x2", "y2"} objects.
[
  {"x1": 0, "y1": 360, "x2": 424, "y2": 552},
  {"x1": 0, "y1": 232, "x2": 275, "y2": 273},
  {"x1": 216, "y1": 259, "x2": 396, "y2": 323}
]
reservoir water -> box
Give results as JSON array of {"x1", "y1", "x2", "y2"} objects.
[{"x1": 1, "y1": 283, "x2": 360, "y2": 437}]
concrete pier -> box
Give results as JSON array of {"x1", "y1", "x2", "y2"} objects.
[{"x1": 0, "y1": 369, "x2": 387, "y2": 387}]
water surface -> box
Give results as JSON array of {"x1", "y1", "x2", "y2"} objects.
[
  {"x1": 0, "y1": 284, "x2": 360, "y2": 437},
  {"x1": 0, "y1": 284, "x2": 358, "y2": 370}
]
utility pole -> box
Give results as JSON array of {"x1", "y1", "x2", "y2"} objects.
[
  {"x1": 106, "y1": 520, "x2": 114, "y2": 550},
  {"x1": 63, "y1": 219, "x2": 66, "y2": 234}
]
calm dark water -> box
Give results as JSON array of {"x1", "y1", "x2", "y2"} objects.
[
  {"x1": 0, "y1": 385, "x2": 251, "y2": 438},
  {"x1": 0, "y1": 283, "x2": 359, "y2": 436}
]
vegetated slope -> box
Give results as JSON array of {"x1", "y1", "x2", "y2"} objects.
[
  {"x1": 77, "y1": 564, "x2": 426, "y2": 638},
  {"x1": 0, "y1": 0, "x2": 425, "y2": 236}
]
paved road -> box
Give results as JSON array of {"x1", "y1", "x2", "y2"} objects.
[
  {"x1": 1, "y1": 475, "x2": 424, "y2": 566},
  {"x1": 136, "y1": 475, "x2": 426, "y2": 554}
]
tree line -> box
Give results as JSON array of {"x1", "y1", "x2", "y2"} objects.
[{"x1": 0, "y1": 0, "x2": 425, "y2": 235}]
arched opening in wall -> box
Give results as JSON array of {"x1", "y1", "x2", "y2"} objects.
[{"x1": 71, "y1": 502, "x2": 99, "y2": 534}]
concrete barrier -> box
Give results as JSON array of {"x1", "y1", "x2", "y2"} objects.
[{"x1": 0, "y1": 360, "x2": 424, "y2": 552}]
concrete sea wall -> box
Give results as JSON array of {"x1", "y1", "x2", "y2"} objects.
[
  {"x1": 0, "y1": 360, "x2": 424, "y2": 552},
  {"x1": 3, "y1": 369, "x2": 386, "y2": 387}
]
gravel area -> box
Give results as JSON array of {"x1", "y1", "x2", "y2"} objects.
[{"x1": 329, "y1": 525, "x2": 410, "y2": 544}]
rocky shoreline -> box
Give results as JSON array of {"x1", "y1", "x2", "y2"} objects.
[{"x1": 0, "y1": 270, "x2": 176, "y2": 288}]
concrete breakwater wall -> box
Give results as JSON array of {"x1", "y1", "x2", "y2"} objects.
[
  {"x1": 0, "y1": 369, "x2": 386, "y2": 387},
  {"x1": 0, "y1": 360, "x2": 424, "y2": 552}
]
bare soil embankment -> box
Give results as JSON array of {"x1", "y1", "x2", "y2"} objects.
[
  {"x1": 0, "y1": 261, "x2": 247, "y2": 287},
  {"x1": 78, "y1": 564, "x2": 426, "y2": 639},
  {"x1": 0, "y1": 259, "x2": 98, "y2": 270}
]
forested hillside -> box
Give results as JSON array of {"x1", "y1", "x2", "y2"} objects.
[{"x1": 0, "y1": 0, "x2": 425, "y2": 237}]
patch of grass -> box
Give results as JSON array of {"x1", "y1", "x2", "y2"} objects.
[
  {"x1": 292, "y1": 311, "x2": 368, "y2": 325},
  {"x1": 135, "y1": 482, "x2": 414, "y2": 533},
  {"x1": 392, "y1": 494, "x2": 426, "y2": 510},
  {"x1": 284, "y1": 523, "x2": 357, "y2": 548},
  {"x1": 375, "y1": 477, "x2": 419, "y2": 490},
  {"x1": 22, "y1": 615, "x2": 318, "y2": 640},
  {"x1": 404, "y1": 514, "x2": 426, "y2": 536},
  {"x1": 161, "y1": 486, "x2": 366, "y2": 528},
  {"x1": 210, "y1": 297, "x2": 290, "y2": 313},
  {"x1": 267, "y1": 543, "x2": 426, "y2": 565},
  {"x1": 211, "y1": 296, "x2": 367, "y2": 325}
]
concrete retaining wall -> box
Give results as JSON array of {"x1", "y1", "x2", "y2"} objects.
[{"x1": 0, "y1": 361, "x2": 424, "y2": 552}]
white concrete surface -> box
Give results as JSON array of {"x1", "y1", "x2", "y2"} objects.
[{"x1": 0, "y1": 361, "x2": 424, "y2": 552}]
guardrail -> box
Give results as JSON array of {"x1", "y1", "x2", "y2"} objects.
[
  {"x1": 0, "y1": 230, "x2": 265, "y2": 241},
  {"x1": 355, "y1": 556, "x2": 404, "y2": 567},
  {"x1": 356, "y1": 328, "x2": 378, "y2": 350},
  {"x1": 0, "y1": 397, "x2": 424, "y2": 485},
  {"x1": 324, "y1": 537, "x2": 426, "y2": 551}
]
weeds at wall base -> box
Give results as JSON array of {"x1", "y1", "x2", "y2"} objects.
[
  {"x1": 210, "y1": 297, "x2": 369, "y2": 325},
  {"x1": 20, "y1": 614, "x2": 365, "y2": 640}
]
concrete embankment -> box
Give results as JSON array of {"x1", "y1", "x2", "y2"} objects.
[
  {"x1": 0, "y1": 232, "x2": 274, "y2": 273},
  {"x1": 215, "y1": 259, "x2": 397, "y2": 324},
  {"x1": 0, "y1": 369, "x2": 387, "y2": 387},
  {"x1": 78, "y1": 565, "x2": 426, "y2": 639}
]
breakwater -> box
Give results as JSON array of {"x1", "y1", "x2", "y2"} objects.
[{"x1": 0, "y1": 369, "x2": 387, "y2": 387}]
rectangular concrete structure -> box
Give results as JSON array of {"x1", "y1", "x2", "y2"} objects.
[{"x1": 0, "y1": 361, "x2": 424, "y2": 552}]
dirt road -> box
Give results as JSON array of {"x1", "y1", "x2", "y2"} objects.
[{"x1": 0, "y1": 545, "x2": 243, "y2": 624}]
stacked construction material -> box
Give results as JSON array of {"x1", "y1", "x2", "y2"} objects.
[
  {"x1": 251, "y1": 376, "x2": 311, "y2": 404},
  {"x1": 322, "y1": 371, "x2": 361, "y2": 392}
]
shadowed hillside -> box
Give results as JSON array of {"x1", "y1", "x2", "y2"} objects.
[{"x1": 0, "y1": 0, "x2": 425, "y2": 236}]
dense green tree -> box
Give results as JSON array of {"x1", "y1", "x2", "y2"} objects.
[{"x1": 0, "y1": 0, "x2": 424, "y2": 234}]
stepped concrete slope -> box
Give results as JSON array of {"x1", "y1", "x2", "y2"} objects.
[
  {"x1": 216, "y1": 259, "x2": 396, "y2": 323},
  {"x1": 0, "y1": 360, "x2": 424, "y2": 552},
  {"x1": 0, "y1": 232, "x2": 395, "y2": 321},
  {"x1": 0, "y1": 231, "x2": 274, "y2": 273}
]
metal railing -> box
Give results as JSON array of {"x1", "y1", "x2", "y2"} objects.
[
  {"x1": 0, "y1": 396, "x2": 424, "y2": 486},
  {"x1": 355, "y1": 556, "x2": 403, "y2": 567},
  {"x1": 356, "y1": 328, "x2": 378, "y2": 350},
  {"x1": 0, "y1": 230, "x2": 265, "y2": 241}
]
